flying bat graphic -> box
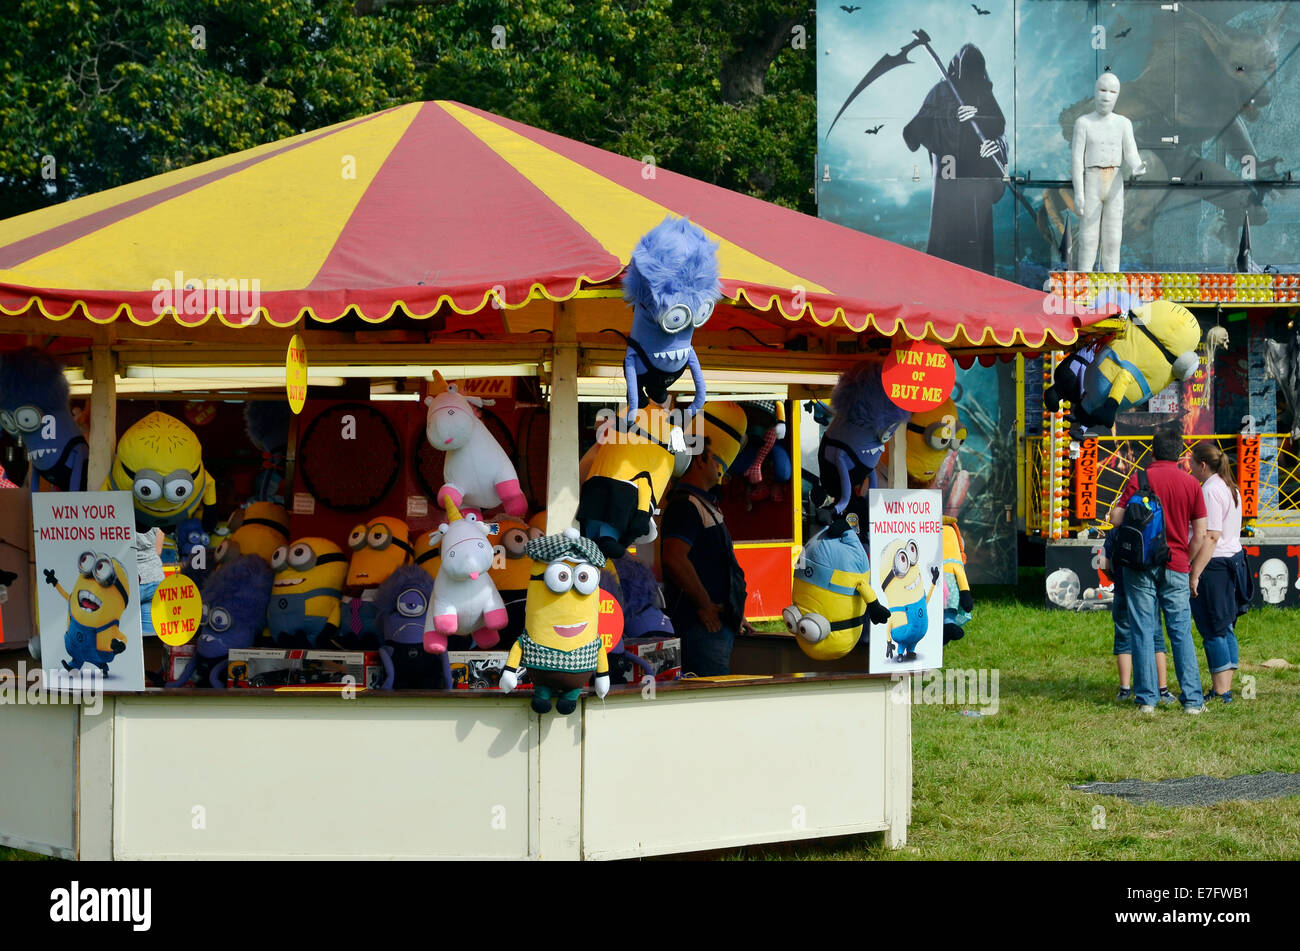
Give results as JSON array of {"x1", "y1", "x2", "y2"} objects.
[
  {"x1": 841, "y1": 4, "x2": 861, "y2": 12},
  {"x1": 1114, "y1": 27, "x2": 1132, "y2": 38},
  {"x1": 971, "y1": 4, "x2": 990, "y2": 14},
  {"x1": 864, "y1": 124, "x2": 884, "y2": 134}
]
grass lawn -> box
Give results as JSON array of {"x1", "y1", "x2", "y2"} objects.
[{"x1": 745, "y1": 571, "x2": 1300, "y2": 860}]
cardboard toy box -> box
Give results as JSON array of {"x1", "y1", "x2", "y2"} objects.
[
  {"x1": 227, "y1": 648, "x2": 384, "y2": 690},
  {"x1": 165, "y1": 643, "x2": 196, "y2": 684},
  {"x1": 623, "y1": 636, "x2": 682, "y2": 682},
  {"x1": 448, "y1": 651, "x2": 530, "y2": 690}
]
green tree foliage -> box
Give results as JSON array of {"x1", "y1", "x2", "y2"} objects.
[{"x1": 0, "y1": 0, "x2": 815, "y2": 218}]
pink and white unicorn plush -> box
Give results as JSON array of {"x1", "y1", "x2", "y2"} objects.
[
  {"x1": 423, "y1": 500, "x2": 508, "y2": 654},
  {"x1": 424, "y1": 372, "x2": 527, "y2": 517}
]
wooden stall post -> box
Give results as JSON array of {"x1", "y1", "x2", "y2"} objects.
[
  {"x1": 86, "y1": 346, "x2": 117, "y2": 489},
  {"x1": 546, "y1": 301, "x2": 580, "y2": 534}
]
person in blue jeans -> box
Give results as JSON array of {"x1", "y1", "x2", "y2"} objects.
[
  {"x1": 1102, "y1": 530, "x2": 1176, "y2": 704},
  {"x1": 661, "y1": 437, "x2": 752, "y2": 676},
  {"x1": 1108, "y1": 424, "x2": 1208, "y2": 714}
]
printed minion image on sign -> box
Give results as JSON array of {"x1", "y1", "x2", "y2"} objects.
[{"x1": 868, "y1": 489, "x2": 944, "y2": 674}]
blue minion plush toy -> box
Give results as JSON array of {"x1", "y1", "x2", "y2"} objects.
[
  {"x1": 783, "y1": 519, "x2": 891, "y2": 662},
  {"x1": 622, "y1": 216, "x2": 722, "y2": 422},
  {"x1": 0, "y1": 348, "x2": 88, "y2": 492},
  {"x1": 816, "y1": 362, "x2": 911, "y2": 522}
]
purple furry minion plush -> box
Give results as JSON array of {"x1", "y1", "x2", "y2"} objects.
[
  {"x1": 168, "y1": 554, "x2": 272, "y2": 688},
  {"x1": 0, "y1": 347, "x2": 88, "y2": 492},
  {"x1": 816, "y1": 362, "x2": 911, "y2": 523},
  {"x1": 244, "y1": 401, "x2": 292, "y2": 504},
  {"x1": 622, "y1": 216, "x2": 722, "y2": 423},
  {"x1": 374, "y1": 565, "x2": 450, "y2": 690}
]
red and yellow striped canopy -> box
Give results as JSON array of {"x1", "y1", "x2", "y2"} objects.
[{"x1": 0, "y1": 100, "x2": 1091, "y2": 349}]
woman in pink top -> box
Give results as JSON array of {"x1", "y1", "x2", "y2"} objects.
[{"x1": 1188, "y1": 441, "x2": 1252, "y2": 703}]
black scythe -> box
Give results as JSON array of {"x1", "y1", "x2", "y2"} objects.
[{"x1": 829, "y1": 29, "x2": 1046, "y2": 241}]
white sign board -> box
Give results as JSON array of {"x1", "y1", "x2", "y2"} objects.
[
  {"x1": 868, "y1": 489, "x2": 943, "y2": 674},
  {"x1": 33, "y1": 491, "x2": 145, "y2": 691}
]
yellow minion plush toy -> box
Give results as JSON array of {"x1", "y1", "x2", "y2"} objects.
[
  {"x1": 1045, "y1": 300, "x2": 1202, "y2": 433},
  {"x1": 342, "y1": 516, "x2": 412, "y2": 646},
  {"x1": 267, "y1": 538, "x2": 348, "y2": 648},
  {"x1": 413, "y1": 527, "x2": 442, "y2": 580},
  {"x1": 578, "y1": 404, "x2": 681, "y2": 559},
  {"x1": 698, "y1": 401, "x2": 748, "y2": 477},
  {"x1": 905, "y1": 398, "x2": 967, "y2": 487},
  {"x1": 500, "y1": 528, "x2": 609, "y2": 715},
  {"x1": 104, "y1": 412, "x2": 217, "y2": 530},
  {"x1": 782, "y1": 520, "x2": 891, "y2": 662},
  {"x1": 941, "y1": 517, "x2": 972, "y2": 644},
  {"x1": 878, "y1": 537, "x2": 940, "y2": 662},
  {"x1": 487, "y1": 515, "x2": 535, "y2": 643},
  {"x1": 44, "y1": 552, "x2": 132, "y2": 674},
  {"x1": 215, "y1": 502, "x2": 289, "y2": 567}
]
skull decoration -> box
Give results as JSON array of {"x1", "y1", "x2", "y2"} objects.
[
  {"x1": 1258, "y1": 558, "x2": 1289, "y2": 605},
  {"x1": 1046, "y1": 568, "x2": 1082, "y2": 608}
]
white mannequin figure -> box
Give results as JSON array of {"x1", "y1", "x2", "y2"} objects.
[{"x1": 1071, "y1": 73, "x2": 1147, "y2": 272}]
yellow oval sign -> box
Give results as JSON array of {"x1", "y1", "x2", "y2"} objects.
[
  {"x1": 286, "y1": 334, "x2": 308, "y2": 414},
  {"x1": 152, "y1": 574, "x2": 204, "y2": 646}
]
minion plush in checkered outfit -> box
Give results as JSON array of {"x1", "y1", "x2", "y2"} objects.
[{"x1": 500, "y1": 529, "x2": 610, "y2": 715}]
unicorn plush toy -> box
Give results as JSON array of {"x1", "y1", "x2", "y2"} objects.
[
  {"x1": 423, "y1": 500, "x2": 508, "y2": 654},
  {"x1": 424, "y1": 371, "x2": 527, "y2": 517}
]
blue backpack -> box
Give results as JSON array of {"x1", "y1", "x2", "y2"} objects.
[{"x1": 1112, "y1": 468, "x2": 1170, "y2": 571}]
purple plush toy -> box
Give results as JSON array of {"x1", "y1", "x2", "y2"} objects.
[
  {"x1": 167, "y1": 555, "x2": 272, "y2": 688},
  {"x1": 374, "y1": 565, "x2": 450, "y2": 690}
]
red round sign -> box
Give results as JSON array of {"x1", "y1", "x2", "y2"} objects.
[
  {"x1": 880, "y1": 341, "x2": 956, "y2": 412},
  {"x1": 598, "y1": 591, "x2": 624, "y2": 654}
]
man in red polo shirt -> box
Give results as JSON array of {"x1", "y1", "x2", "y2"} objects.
[{"x1": 1107, "y1": 424, "x2": 1208, "y2": 714}]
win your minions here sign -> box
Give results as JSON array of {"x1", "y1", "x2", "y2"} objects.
[{"x1": 32, "y1": 491, "x2": 146, "y2": 691}]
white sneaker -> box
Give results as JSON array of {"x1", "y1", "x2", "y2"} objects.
[
  {"x1": 1184, "y1": 705, "x2": 1204, "y2": 715},
  {"x1": 1138, "y1": 705, "x2": 1156, "y2": 714}
]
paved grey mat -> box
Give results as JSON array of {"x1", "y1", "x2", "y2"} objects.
[{"x1": 1071, "y1": 772, "x2": 1300, "y2": 807}]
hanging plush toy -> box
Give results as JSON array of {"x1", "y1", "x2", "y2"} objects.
[
  {"x1": 700, "y1": 401, "x2": 749, "y2": 472},
  {"x1": 340, "y1": 516, "x2": 412, "y2": 649},
  {"x1": 817, "y1": 362, "x2": 912, "y2": 521},
  {"x1": 500, "y1": 529, "x2": 609, "y2": 715},
  {"x1": 731, "y1": 401, "x2": 792, "y2": 508},
  {"x1": 622, "y1": 216, "x2": 722, "y2": 422},
  {"x1": 1044, "y1": 300, "x2": 1203, "y2": 435},
  {"x1": 267, "y1": 538, "x2": 347, "y2": 649},
  {"x1": 244, "y1": 401, "x2": 292, "y2": 504},
  {"x1": 423, "y1": 501, "x2": 507, "y2": 654},
  {"x1": 105, "y1": 411, "x2": 217, "y2": 531},
  {"x1": 375, "y1": 565, "x2": 451, "y2": 690},
  {"x1": 783, "y1": 519, "x2": 891, "y2": 662},
  {"x1": 0, "y1": 347, "x2": 88, "y2": 492},
  {"x1": 214, "y1": 502, "x2": 290, "y2": 569},
  {"x1": 424, "y1": 371, "x2": 527, "y2": 516},
  {"x1": 905, "y1": 398, "x2": 967, "y2": 488},
  {"x1": 878, "y1": 537, "x2": 940, "y2": 662},
  {"x1": 941, "y1": 517, "x2": 973, "y2": 644},
  {"x1": 168, "y1": 555, "x2": 273, "y2": 688},
  {"x1": 578, "y1": 403, "x2": 681, "y2": 559}
]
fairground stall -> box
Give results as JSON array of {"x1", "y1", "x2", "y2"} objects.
[
  {"x1": 1029, "y1": 271, "x2": 1300, "y2": 613},
  {"x1": 0, "y1": 101, "x2": 1101, "y2": 860}
]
